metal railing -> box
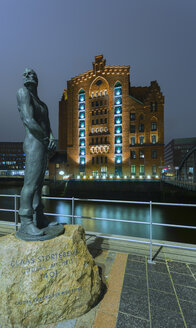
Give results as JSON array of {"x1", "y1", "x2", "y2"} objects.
[{"x1": 0, "y1": 194, "x2": 196, "y2": 263}]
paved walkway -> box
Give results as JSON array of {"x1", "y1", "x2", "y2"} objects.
[{"x1": 40, "y1": 236, "x2": 196, "y2": 328}]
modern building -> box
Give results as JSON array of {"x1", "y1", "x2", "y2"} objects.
[
  {"x1": 164, "y1": 137, "x2": 196, "y2": 179},
  {"x1": 0, "y1": 142, "x2": 25, "y2": 176},
  {"x1": 58, "y1": 55, "x2": 164, "y2": 179}
]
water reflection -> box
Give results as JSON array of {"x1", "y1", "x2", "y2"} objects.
[{"x1": 0, "y1": 185, "x2": 195, "y2": 244}]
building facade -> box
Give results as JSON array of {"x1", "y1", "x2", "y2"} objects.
[
  {"x1": 0, "y1": 142, "x2": 25, "y2": 176},
  {"x1": 164, "y1": 137, "x2": 196, "y2": 179},
  {"x1": 58, "y1": 55, "x2": 164, "y2": 179}
]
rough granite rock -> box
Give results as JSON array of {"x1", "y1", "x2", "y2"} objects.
[{"x1": 0, "y1": 225, "x2": 101, "y2": 328}]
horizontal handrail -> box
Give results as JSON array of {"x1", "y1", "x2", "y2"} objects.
[{"x1": 0, "y1": 193, "x2": 195, "y2": 263}]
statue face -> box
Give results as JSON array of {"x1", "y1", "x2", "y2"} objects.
[{"x1": 23, "y1": 69, "x2": 38, "y2": 86}]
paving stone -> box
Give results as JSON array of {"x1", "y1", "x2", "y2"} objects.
[
  {"x1": 119, "y1": 288, "x2": 149, "y2": 320},
  {"x1": 148, "y1": 271, "x2": 174, "y2": 293},
  {"x1": 171, "y1": 271, "x2": 196, "y2": 288},
  {"x1": 150, "y1": 306, "x2": 185, "y2": 328},
  {"x1": 175, "y1": 285, "x2": 196, "y2": 303},
  {"x1": 122, "y1": 273, "x2": 147, "y2": 292},
  {"x1": 149, "y1": 289, "x2": 180, "y2": 313},
  {"x1": 125, "y1": 260, "x2": 146, "y2": 273},
  {"x1": 116, "y1": 312, "x2": 150, "y2": 328},
  {"x1": 188, "y1": 263, "x2": 196, "y2": 275},
  {"x1": 167, "y1": 261, "x2": 191, "y2": 274},
  {"x1": 179, "y1": 299, "x2": 196, "y2": 328},
  {"x1": 147, "y1": 262, "x2": 168, "y2": 274}
]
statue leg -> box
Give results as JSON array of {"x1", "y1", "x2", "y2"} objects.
[
  {"x1": 32, "y1": 153, "x2": 58, "y2": 228},
  {"x1": 19, "y1": 144, "x2": 45, "y2": 236}
]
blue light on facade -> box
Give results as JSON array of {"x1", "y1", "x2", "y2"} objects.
[
  {"x1": 115, "y1": 126, "x2": 122, "y2": 134},
  {"x1": 115, "y1": 146, "x2": 122, "y2": 154},
  {"x1": 79, "y1": 103, "x2": 85, "y2": 110},
  {"x1": 114, "y1": 82, "x2": 122, "y2": 174},
  {"x1": 115, "y1": 116, "x2": 122, "y2": 124},
  {"x1": 79, "y1": 112, "x2": 85, "y2": 119},
  {"x1": 79, "y1": 130, "x2": 85, "y2": 137},
  {"x1": 115, "y1": 107, "x2": 122, "y2": 115},
  {"x1": 80, "y1": 148, "x2": 85, "y2": 156},
  {"x1": 115, "y1": 156, "x2": 122, "y2": 164},
  {"x1": 80, "y1": 157, "x2": 85, "y2": 165},
  {"x1": 79, "y1": 121, "x2": 85, "y2": 128},
  {"x1": 79, "y1": 89, "x2": 86, "y2": 170}
]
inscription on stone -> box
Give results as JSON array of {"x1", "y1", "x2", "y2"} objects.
[{"x1": 10, "y1": 249, "x2": 79, "y2": 281}]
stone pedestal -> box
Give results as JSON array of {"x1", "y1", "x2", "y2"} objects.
[{"x1": 0, "y1": 225, "x2": 101, "y2": 328}]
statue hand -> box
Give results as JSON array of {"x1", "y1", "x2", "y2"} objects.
[{"x1": 48, "y1": 139, "x2": 56, "y2": 151}]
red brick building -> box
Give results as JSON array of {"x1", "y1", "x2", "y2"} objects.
[{"x1": 57, "y1": 55, "x2": 164, "y2": 179}]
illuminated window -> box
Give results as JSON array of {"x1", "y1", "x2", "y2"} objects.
[
  {"x1": 139, "y1": 136, "x2": 144, "y2": 145},
  {"x1": 151, "y1": 122, "x2": 157, "y2": 131},
  {"x1": 115, "y1": 116, "x2": 122, "y2": 124},
  {"x1": 131, "y1": 165, "x2": 136, "y2": 174},
  {"x1": 80, "y1": 139, "x2": 85, "y2": 147},
  {"x1": 130, "y1": 112, "x2": 135, "y2": 121},
  {"x1": 152, "y1": 165, "x2": 157, "y2": 174},
  {"x1": 80, "y1": 157, "x2": 85, "y2": 165},
  {"x1": 151, "y1": 135, "x2": 157, "y2": 144},
  {"x1": 115, "y1": 107, "x2": 122, "y2": 115},
  {"x1": 140, "y1": 150, "x2": 144, "y2": 158},
  {"x1": 105, "y1": 127, "x2": 107, "y2": 132},
  {"x1": 115, "y1": 136, "x2": 122, "y2": 144},
  {"x1": 96, "y1": 128, "x2": 99, "y2": 133},
  {"x1": 131, "y1": 137, "x2": 135, "y2": 145},
  {"x1": 139, "y1": 123, "x2": 144, "y2": 132},
  {"x1": 79, "y1": 121, "x2": 85, "y2": 128},
  {"x1": 92, "y1": 128, "x2": 94, "y2": 133},
  {"x1": 80, "y1": 148, "x2": 85, "y2": 156},
  {"x1": 115, "y1": 156, "x2": 122, "y2": 164},
  {"x1": 115, "y1": 126, "x2": 122, "y2": 134},
  {"x1": 140, "y1": 165, "x2": 145, "y2": 175},
  {"x1": 79, "y1": 112, "x2": 85, "y2": 119},
  {"x1": 79, "y1": 130, "x2": 85, "y2": 137},
  {"x1": 100, "y1": 127, "x2": 103, "y2": 132},
  {"x1": 115, "y1": 146, "x2": 122, "y2": 154},
  {"x1": 131, "y1": 151, "x2": 136, "y2": 159}
]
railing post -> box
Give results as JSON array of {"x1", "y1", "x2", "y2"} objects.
[
  {"x1": 71, "y1": 197, "x2": 75, "y2": 225},
  {"x1": 148, "y1": 201, "x2": 155, "y2": 264},
  {"x1": 14, "y1": 195, "x2": 18, "y2": 231}
]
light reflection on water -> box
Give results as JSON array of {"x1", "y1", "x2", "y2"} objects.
[{"x1": 0, "y1": 185, "x2": 195, "y2": 244}]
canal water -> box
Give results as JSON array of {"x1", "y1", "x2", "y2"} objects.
[{"x1": 0, "y1": 185, "x2": 195, "y2": 245}]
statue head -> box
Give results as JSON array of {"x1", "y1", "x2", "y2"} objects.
[{"x1": 23, "y1": 68, "x2": 38, "y2": 87}]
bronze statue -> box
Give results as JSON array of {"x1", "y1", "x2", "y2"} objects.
[{"x1": 16, "y1": 69, "x2": 64, "y2": 241}]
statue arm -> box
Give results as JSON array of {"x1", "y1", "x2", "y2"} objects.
[{"x1": 17, "y1": 88, "x2": 48, "y2": 144}]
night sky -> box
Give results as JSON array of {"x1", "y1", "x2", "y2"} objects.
[{"x1": 0, "y1": 0, "x2": 195, "y2": 145}]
